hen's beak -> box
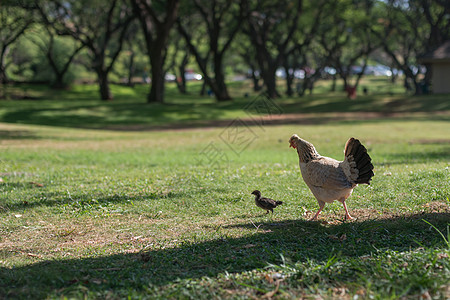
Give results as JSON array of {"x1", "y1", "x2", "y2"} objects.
[{"x1": 289, "y1": 141, "x2": 296, "y2": 149}]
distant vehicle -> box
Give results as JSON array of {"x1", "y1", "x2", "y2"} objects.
[
  {"x1": 350, "y1": 66, "x2": 363, "y2": 75},
  {"x1": 364, "y1": 65, "x2": 392, "y2": 76},
  {"x1": 184, "y1": 71, "x2": 202, "y2": 81},
  {"x1": 276, "y1": 68, "x2": 307, "y2": 79},
  {"x1": 165, "y1": 73, "x2": 176, "y2": 82},
  {"x1": 324, "y1": 66, "x2": 336, "y2": 75},
  {"x1": 165, "y1": 72, "x2": 202, "y2": 82},
  {"x1": 321, "y1": 67, "x2": 337, "y2": 79}
]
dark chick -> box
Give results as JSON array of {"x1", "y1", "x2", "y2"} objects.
[{"x1": 251, "y1": 190, "x2": 283, "y2": 214}]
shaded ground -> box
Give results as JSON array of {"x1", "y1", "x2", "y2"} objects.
[
  {"x1": 1, "y1": 201, "x2": 449, "y2": 298},
  {"x1": 1, "y1": 81, "x2": 450, "y2": 130},
  {"x1": 1, "y1": 201, "x2": 448, "y2": 263}
]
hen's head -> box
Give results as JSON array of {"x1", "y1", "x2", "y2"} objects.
[
  {"x1": 289, "y1": 134, "x2": 319, "y2": 163},
  {"x1": 289, "y1": 134, "x2": 301, "y2": 149},
  {"x1": 251, "y1": 190, "x2": 261, "y2": 197}
]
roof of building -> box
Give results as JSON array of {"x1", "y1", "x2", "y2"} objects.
[{"x1": 419, "y1": 40, "x2": 450, "y2": 63}]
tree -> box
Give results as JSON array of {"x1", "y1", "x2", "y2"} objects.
[
  {"x1": 282, "y1": 0, "x2": 327, "y2": 96},
  {"x1": 0, "y1": 4, "x2": 34, "y2": 84},
  {"x1": 130, "y1": 0, "x2": 180, "y2": 103},
  {"x1": 316, "y1": 0, "x2": 380, "y2": 96},
  {"x1": 242, "y1": 0, "x2": 303, "y2": 99},
  {"x1": 236, "y1": 36, "x2": 262, "y2": 92},
  {"x1": 375, "y1": 0, "x2": 450, "y2": 94},
  {"x1": 112, "y1": 20, "x2": 146, "y2": 87},
  {"x1": 38, "y1": 0, "x2": 134, "y2": 100},
  {"x1": 165, "y1": 33, "x2": 190, "y2": 94},
  {"x1": 29, "y1": 25, "x2": 84, "y2": 88},
  {"x1": 177, "y1": 0, "x2": 245, "y2": 101}
]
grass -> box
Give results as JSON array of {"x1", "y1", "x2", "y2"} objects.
[{"x1": 0, "y1": 78, "x2": 450, "y2": 299}]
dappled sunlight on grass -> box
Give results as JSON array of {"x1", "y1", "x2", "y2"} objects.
[{"x1": 1, "y1": 78, "x2": 449, "y2": 129}]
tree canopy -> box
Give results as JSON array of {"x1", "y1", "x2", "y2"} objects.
[{"x1": 1, "y1": 0, "x2": 448, "y2": 100}]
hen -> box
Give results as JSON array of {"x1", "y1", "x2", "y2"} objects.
[
  {"x1": 289, "y1": 134, "x2": 374, "y2": 221},
  {"x1": 251, "y1": 190, "x2": 283, "y2": 214}
]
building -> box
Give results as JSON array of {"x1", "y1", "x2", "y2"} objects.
[{"x1": 419, "y1": 41, "x2": 450, "y2": 94}]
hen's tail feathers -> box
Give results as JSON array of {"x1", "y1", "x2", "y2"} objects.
[
  {"x1": 345, "y1": 138, "x2": 374, "y2": 184},
  {"x1": 276, "y1": 201, "x2": 283, "y2": 206}
]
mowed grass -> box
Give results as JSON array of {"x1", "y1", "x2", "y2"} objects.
[{"x1": 1, "y1": 116, "x2": 449, "y2": 298}]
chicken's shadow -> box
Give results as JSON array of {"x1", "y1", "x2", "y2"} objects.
[{"x1": 2, "y1": 211, "x2": 449, "y2": 298}]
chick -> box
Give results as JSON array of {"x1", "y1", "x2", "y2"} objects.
[{"x1": 251, "y1": 190, "x2": 283, "y2": 214}]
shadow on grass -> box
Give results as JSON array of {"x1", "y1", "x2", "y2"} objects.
[
  {"x1": 383, "y1": 147, "x2": 450, "y2": 165},
  {"x1": 282, "y1": 93, "x2": 450, "y2": 114},
  {"x1": 0, "y1": 130, "x2": 40, "y2": 140},
  {"x1": 0, "y1": 102, "x2": 232, "y2": 129},
  {"x1": 1, "y1": 82, "x2": 449, "y2": 130},
  {"x1": 1, "y1": 211, "x2": 449, "y2": 298},
  {"x1": 0, "y1": 190, "x2": 183, "y2": 213}
]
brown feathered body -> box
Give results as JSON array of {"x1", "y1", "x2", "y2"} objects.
[
  {"x1": 251, "y1": 190, "x2": 283, "y2": 214},
  {"x1": 289, "y1": 134, "x2": 374, "y2": 220}
]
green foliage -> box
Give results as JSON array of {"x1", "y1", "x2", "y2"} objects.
[
  {"x1": 6, "y1": 37, "x2": 37, "y2": 81},
  {"x1": 19, "y1": 28, "x2": 82, "y2": 86}
]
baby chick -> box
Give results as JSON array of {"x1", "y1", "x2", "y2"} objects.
[{"x1": 251, "y1": 190, "x2": 283, "y2": 214}]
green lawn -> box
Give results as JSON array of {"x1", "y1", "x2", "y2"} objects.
[{"x1": 0, "y1": 79, "x2": 449, "y2": 299}]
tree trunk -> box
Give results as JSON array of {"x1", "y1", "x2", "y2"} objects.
[
  {"x1": 175, "y1": 66, "x2": 187, "y2": 94},
  {"x1": 331, "y1": 75, "x2": 337, "y2": 92},
  {"x1": 342, "y1": 74, "x2": 349, "y2": 91},
  {"x1": 253, "y1": 44, "x2": 280, "y2": 98},
  {"x1": 401, "y1": 65, "x2": 421, "y2": 95},
  {"x1": 214, "y1": 78, "x2": 231, "y2": 101},
  {"x1": 149, "y1": 75, "x2": 164, "y2": 103},
  {"x1": 148, "y1": 53, "x2": 165, "y2": 103},
  {"x1": 353, "y1": 60, "x2": 368, "y2": 90},
  {"x1": 131, "y1": 0, "x2": 180, "y2": 104},
  {"x1": 284, "y1": 65, "x2": 294, "y2": 96},
  {"x1": 175, "y1": 53, "x2": 188, "y2": 94},
  {"x1": 200, "y1": 80, "x2": 207, "y2": 96},
  {"x1": 96, "y1": 68, "x2": 112, "y2": 100},
  {"x1": 251, "y1": 69, "x2": 262, "y2": 92},
  {"x1": 211, "y1": 58, "x2": 231, "y2": 101},
  {"x1": 0, "y1": 65, "x2": 7, "y2": 84},
  {"x1": 265, "y1": 79, "x2": 278, "y2": 99},
  {"x1": 262, "y1": 65, "x2": 279, "y2": 99},
  {"x1": 52, "y1": 76, "x2": 66, "y2": 89},
  {"x1": 413, "y1": 80, "x2": 422, "y2": 95},
  {"x1": 0, "y1": 46, "x2": 9, "y2": 84},
  {"x1": 127, "y1": 50, "x2": 135, "y2": 87}
]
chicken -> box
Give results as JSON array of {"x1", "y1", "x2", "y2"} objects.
[
  {"x1": 289, "y1": 134, "x2": 374, "y2": 221},
  {"x1": 251, "y1": 190, "x2": 283, "y2": 214}
]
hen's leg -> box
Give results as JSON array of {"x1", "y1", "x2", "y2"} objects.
[
  {"x1": 339, "y1": 198, "x2": 353, "y2": 220},
  {"x1": 309, "y1": 200, "x2": 325, "y2": 221}
]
